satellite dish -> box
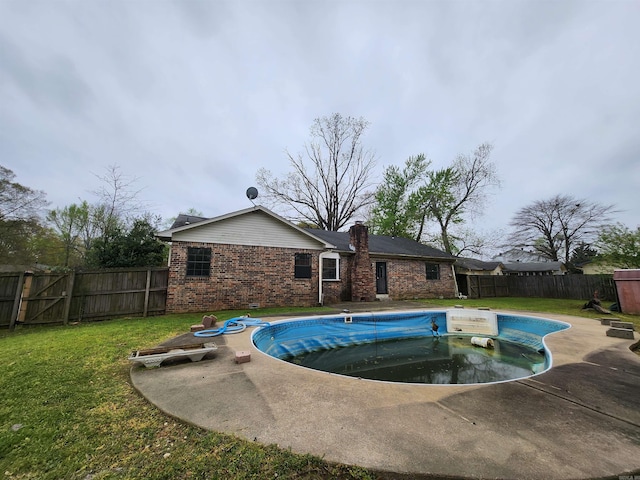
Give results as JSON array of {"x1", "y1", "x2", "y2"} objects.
[{"x1": 246, "y1": 187, "x2": 258, "y2": 201}]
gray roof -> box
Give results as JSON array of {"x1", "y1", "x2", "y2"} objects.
[
  {"x1": 493, "y1": 248, "x2": 548, "y2": 263},
  {"x1": 169, "y1": 213, "x2": 209, "y2": 229},
  {"x1": 454, "y1": 257, "x2": 502, "y2": 271},
  {"x1": 303, "y1": 228, "x2": 455, "y2": 261},
  {"x1": 502, "y1": 262, "x2": 565, "y2": 272}
]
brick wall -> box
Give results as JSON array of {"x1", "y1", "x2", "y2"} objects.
[
  {"x1": 166, "y1": 242, "x2": 319, "y2": 313},
  {"x1": 166, "y1": 240, "x2": 457, "y2": 313},
  {"x1": 381, "y1": 257, "x2": 457, "y2": 299}
]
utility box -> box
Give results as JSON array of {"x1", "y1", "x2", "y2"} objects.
[{"x1": 613, "y1": 269, "x2": 640, "y2": 315}]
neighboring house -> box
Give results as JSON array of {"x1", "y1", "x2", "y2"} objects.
[
  {"x1": 501, "y1": 262, "x2": 566, "y2": 276},
  {"x1": 156, "y1": 206, "x2": 457, "y2": 313},
  {"x1": 493, "y1": 248, "x2": 549, "y2": 263},
  {"x1": 575, "y1": 259, "x2": 619, "y2": 275},
  {"x1": 453, "y1": 258, "x2": 504, "y2": 297},
  {"x1": 454, "y1": 258, "x2": 504, "y2": 276},
  {"x1": 492, "y1": 248, "x2": 566, "y2": 276}
]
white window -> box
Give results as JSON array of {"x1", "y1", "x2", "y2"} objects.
[{"x1": 322, "y1": 253, "x2": 340, "y2": 281}]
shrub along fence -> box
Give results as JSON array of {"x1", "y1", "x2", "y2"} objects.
[
  {"x1": 0, "y1": 268, "x2": 168, "y2": 330},
  {"x1": 462, "y1": 274, "x2": 617, "y2": 302}
]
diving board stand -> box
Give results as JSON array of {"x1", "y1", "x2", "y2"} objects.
[
  {"x1": 128, "y1": 343, "x2": 218, "y2": 368},
  {"x1": 446, "y1": 309, "x2": 498, "y2": 336}
]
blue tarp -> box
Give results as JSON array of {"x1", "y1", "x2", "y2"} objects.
[{"x1": 252, "y1": 310, "x2": 570, "y2": 359}]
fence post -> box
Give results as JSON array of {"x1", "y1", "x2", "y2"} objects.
[
  {"x1": 9, "y1": 272, "x2": 25, "y2": 331},
  {"x1": 143, "y1": 269, "x2": 151, "y2": 317},
  {"x1": 62, "y1": 271, "x2": 76, "y2": 325}
]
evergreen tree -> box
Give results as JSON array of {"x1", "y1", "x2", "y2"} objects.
[{"x1": 86, "y1": 219, "x2": 166, "y2": 268}]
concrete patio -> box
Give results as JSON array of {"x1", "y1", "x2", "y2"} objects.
[{"x1": 130, "y1": 304, "x2": 640, "y2": 479}]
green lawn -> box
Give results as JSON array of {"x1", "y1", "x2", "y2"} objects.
[
  {"x1": 1, "y1": 299, "x2": 637, "y2": 479},
  {"x1": 0, "y1": 308, "x2": 373, "y2": 480}
]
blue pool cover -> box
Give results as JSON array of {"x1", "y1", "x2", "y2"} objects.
[{"x1": 252, "y1": 310, "x2": 570, "y2": 360}]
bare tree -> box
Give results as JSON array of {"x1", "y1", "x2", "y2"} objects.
[
  {"x1": 449, "y1": 227, "x2": 505, "y2": 258},
  {"x1": 508, "y1": 194, "x2": 616, "y2": 267},
  {"x1": 256, "y1": 113, "x2": 377, "y2": 231},
  {"x1": 417, "y1": 143, "x2": 499, "y2": 253},
  {"x1": 90, "y1": 164, "x2": 145, "y2": 236}
]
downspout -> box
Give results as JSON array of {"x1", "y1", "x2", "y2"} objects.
[
  {"x1": 452, "y1": 263, "x2": 460, "y2": 297},
  {"x1": 318, "y1": 251, "x2": 331, "y2": 305}
]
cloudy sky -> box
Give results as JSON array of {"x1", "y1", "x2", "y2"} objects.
[{"x1": 2, "y1": 0, "x2": 639, "y2": 245}]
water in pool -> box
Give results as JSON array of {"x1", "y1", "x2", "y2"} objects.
[{"x1": 285, "y1": 335, "x2": 546, "y2": 384}]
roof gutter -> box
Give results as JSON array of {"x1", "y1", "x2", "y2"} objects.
[{"x1": 368, "y1": 252, "x2": 457, "y2": 263}]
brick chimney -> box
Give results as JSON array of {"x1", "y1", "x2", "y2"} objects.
[{"x1": 349, "y1": 221, "x2": 376, "y2": 302}]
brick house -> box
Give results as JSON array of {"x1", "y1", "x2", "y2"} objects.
[{"x1": 156, "y1": 206, "x2": 458, "y2": 313}]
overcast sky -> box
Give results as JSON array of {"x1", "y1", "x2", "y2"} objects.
[{"x1": 2, "y1": 0, "x2": 639, "y2": 247}]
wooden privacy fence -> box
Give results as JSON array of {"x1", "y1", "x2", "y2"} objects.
[
  {"x1": 0, "y1": 268, "x2": 168, "y2": 330},
  {"x1": 462, "y1": 274, "x2": 616, "y2": 301}
]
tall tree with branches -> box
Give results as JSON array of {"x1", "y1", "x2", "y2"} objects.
[
  {"x1": 90, "y1": 164, "x2": 145, "y2": 237},
  {"x1": 410, "y1": 143, "x2": 499, "y2": 253},
  {"x1": 256, "y1": 113, "x2": 377, "y2": 231},
  {"x1": 45, "y1": 165, "x2": 155, "y2": 268},
  {"x1": 47, "y1": 201, "x2": 90, "y2": 267},
  {"x1": 368, "y1": 143, "x2": 499, "y2": 254},
  {"x1": 0, "y1": 165, "x2": 47, "y2": 224},
  {"x1": 0, "y1": 165, "x2": 48, "y2": 264},
  {"x1": 508, "y1": 194, "x2": 616, "y2": 267},
  {"x1": 369, "y1": 154, "x2": 430, "y2": 239},
  {"x1": 596, "y1": 223, "x2": 640, "y2": 269}
]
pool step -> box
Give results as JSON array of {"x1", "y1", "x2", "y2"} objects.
[
  {"x1": 598, "y1": 317, "x2": 621, "y2": 326},
  {"x1": 609, "y1": 320, "x2": 635, "y2": 331},
  {"x1": 606, "y1": 327, "x2": 635, "y2": 339}
]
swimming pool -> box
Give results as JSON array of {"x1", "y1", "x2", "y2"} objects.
[{"x1": 251, "y1": 309, "x2": 571, "y2": 385}]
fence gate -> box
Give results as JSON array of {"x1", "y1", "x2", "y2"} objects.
[
  {"x1": 466, "y1": 275, "x2": 510, "y2": 298},
  {"x1": 467, "y1": 275, "x2": 480, "y2": 298},
  {"x1": 1, "y1": 268, "x2": 168, "y2": 330},
  {"x1": 21, "y1": 273, "x2": 75, "y2": 326},
  {"x1": 0, "y1": 273, "x2": 24, "y2": 329}
]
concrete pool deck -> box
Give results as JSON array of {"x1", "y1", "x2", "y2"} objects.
[{"x1": 130, "y1": 304, "x2": 640, "y2": 479}]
